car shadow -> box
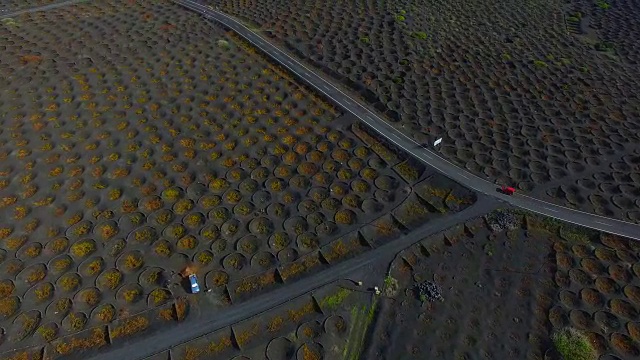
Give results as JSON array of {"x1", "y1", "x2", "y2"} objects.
[{"x1": 180, "y1": 276, "x2": 192, "y2": 293}]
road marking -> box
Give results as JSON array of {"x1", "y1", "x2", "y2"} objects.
[
  {"x1": 543, "y1": 207, "x2": 559, "y2": 212},
  {"x1": 458, "y1": 173, "x2": 469, "y2": 179},
  {"x1": 518, "y1": 193, "x2": 628, "y2": 221},
  {"x1": 390, "y1": 134, "x2": 404, "y2": 143},
  {"x1": 595, "y1": 221, "x2": 613, "y2": 227}
]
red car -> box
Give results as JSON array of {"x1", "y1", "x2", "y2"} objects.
[{"x1": 501, "y1": 185, "x2": 516, "y2": 195}]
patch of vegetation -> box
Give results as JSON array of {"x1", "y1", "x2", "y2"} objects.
[
  {"x1": 594, "y1": 42, "x2": 615, "y2": 53},
  {"x1": 70, "y1": 240, "x2": 96, "y2": 258},
  {"x1": 14, "y1": 312, "x2": 41, "y2": 341},
  {"x1": 23, "y1": 244, "x2": 42, "y2": 258},
  {"x1": 58, "y1": 274, "x2": 80, "y2": 291},
  {"x1": 52, "y1": 257, "x2": 72, "y2": 273},
  {"x1": 184, "y1": 213, "x2": 203, "y2": 227},
  {"x1": 162, "y1": 187, "x2": 183, "y2": 202},
  {"x1": 96, "y1": 305, "x2": 116, "y2": 323},
  {"x1": 37, "y1": 324, "x2": 58, "y2": 342},
  {"x1": 158, "y1": 307, "x2": 175, "y2": 321},
  {"x1": 108, "y1": 239, "x2": 126, "y2": 257},
  {"x1": 80, "y1": 288, "x2": 101, "y2": 306},
  {"x1": 383, "y1": 275, "x2": 399, "y2": 297},
  {"x1": 351, "y1": 180, "x2": 370, "y2": 193},
  {"x1": 533, "y1": 60, "x2": 548, "y2": 68},
  {"x1": 394, "y1": 160, "x2": 420, "y2": 182},
  {"x1": 3, "y1": 235, "x2": 27, "y2": 251},
  {"x1": 101, "y1": 269, "x2": 123, "y2": 290},
  {"x1": 149, "y1": 288, "x2": 171, "y2": 305},
  {"x1": 335, "y1": 209, "x2": 355, "y2": 225},
  {"x1": 286, "y1": 300, "x2": 316, "y2": 323},
  {"x1": 552, "y1": 327, "x2": 597, "y2": 360},
  {"x1": 48, "y1": 237, "x2": 69, "y2": 254},
  {"x1": 54, "y1": 327, "x2": 108, "y2": 355},
  {"x1": 411, "y1": 31, "x2": 427, "y2": 40},
  {"x1": 559, "y1": 224, "x2": 595, "y2": 243},
  {"x1": 0, "y1": 226, "x2": 13, "y2": 239},
  {"x1": 132, "y1": 227, "x2": 156, "y2": 244},
  {"x1": 595, "y1": 0, "x2": 610, "y2": 9},
  {"x1": 483, "y1": 242, "x2": 495, "y2": 257},
  {"x1": 54, "y1": 298, "x2": 72, "y2": 315},
  {"x1": 67, "y1": 312, "x2": 87, "y2": 331},
  {"x1": 343, "y1": 297, "x2": 378, "y2": 360},
  {"x1": 526, "y1": 212, "x2": 596, "y2": 243},
  {"x1": 109, "y1": 315, "x2": 149, "y2": 339},
  {"x1": 197, "y1": 251, "x2": 213, "y2": 265},
  {"x1": 86, "y1": 258, "x2": 104, "y2": 276},
  {"x1": 177, "y1": 235, "x2": 198, "y2": 250},
  {"x1": 0, "y1": 280, "x2": 14, "y2": 298},
  {"x1": 175, "y1": 296, "x2": 188, "y2": 321},
  {"x1": 154, "y1": 241, "x2": 172, "y2": 257},
  {"x1": 123, "y1": 288, "x2": 141, "y2": 303},
  {"x1": 124, "y1": 253, "x2": 144, "y2": 270},
  {"x1": 26, "y1": 267, "x2": 47, "y2": 284},
  {"x1": 0, "y1": 296, "x2": 19, "y2": 318},
  {"x1": 320, "y1": 288, "x2": 352, "y2": 310},
  {"x1": 35, "y1": 283, "x2": 54, "y2": 302},
  {"x1": 99, "y1": 223, "x2": 118, "y2": 240},
  {"x1": 267, "y1": 316, "x2": 284, "y2": 333}
]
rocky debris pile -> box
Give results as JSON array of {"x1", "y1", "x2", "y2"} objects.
[
  {"x1": 416, "y1": 280, "x2": 443, "y2": 302},
  {"x1": 485, "y1": 210, "x2": 519, "y2": 232}
]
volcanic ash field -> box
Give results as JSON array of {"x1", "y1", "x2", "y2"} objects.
[
  {"x1": 0, "y1": 0, "x2": 476, "y2": 356},
  {"x1": 213, "y1": 0, "x2": 640, "y2": 223}
]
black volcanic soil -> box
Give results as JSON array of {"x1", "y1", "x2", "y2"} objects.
[
  {"x1": 537, "y1": 151, "x2": 640, "y2": 222},
  {"x1": 212, "y1": 0, "x2": 640, "y2": 221},
  {"x1": 0, "y1": 0, "x2": 478, "y2": 354},
  {"x1": 169, "y1": 284, "x2": 373, "y2": 360},
  {"x1": 362, "y1": 211, "x2": 640, "y2": 359},
  {"x1": 153, "y1": 210, "x2": 640, "y2": 360},
  {"x1": 0, "y1": 0, "x2": 58, "y2": 13}
]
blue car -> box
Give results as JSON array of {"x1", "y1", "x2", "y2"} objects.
[{"x1": 189, "y1": 274, "x2": 200, "y2": 294}]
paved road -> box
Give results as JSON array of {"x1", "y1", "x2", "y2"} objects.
[
  {"x1": 87, "y1": 198, "x2": 496, "y2": 360},
  {"x1": 0, "y1": 0, "x2": 87, "y2": 18},
  {"x1": 177, "y1": 0, "x2": 640, "y2": 240}
]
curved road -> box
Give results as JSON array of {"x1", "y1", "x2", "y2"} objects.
[
  {"x1": 176, "y1": 0, "x2": 640, "y2": 240},
  {"x1": 88, "y1": 199, "x2": 496, "y2": 360}
]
